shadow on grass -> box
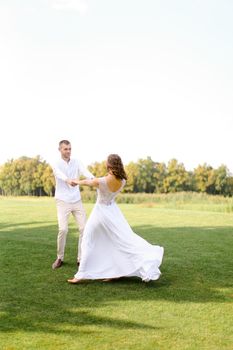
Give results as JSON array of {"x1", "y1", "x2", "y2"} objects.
[
  {"x1": 0, "y1": 221, "x2": 56, "y2": 232},
  {"x1": 0, "y1": 223, "x2": 232, "y2": 334}
]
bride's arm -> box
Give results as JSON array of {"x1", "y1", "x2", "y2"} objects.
[{"x1": 73, "y1": 178, "x2": 99, "y2": 188}]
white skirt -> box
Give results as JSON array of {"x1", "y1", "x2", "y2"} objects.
[{"x1": 75, "y1": 202, "x2": 164, "y2": 282}]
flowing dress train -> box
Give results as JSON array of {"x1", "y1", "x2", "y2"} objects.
[{"x1": 75, "y1": 177, "x2": 164, "y2": 282}]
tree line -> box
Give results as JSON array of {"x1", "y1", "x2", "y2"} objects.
[
  {"x1": 0, "y1": 156, "x2": 233, "y2": 196},
  {"x1": 0, "y1": 156, "x2": 54, "y2": 196}
]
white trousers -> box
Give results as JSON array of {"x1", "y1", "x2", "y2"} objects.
[{"x1": 56, "y1": 199, "x2": 87, "y2": 262}]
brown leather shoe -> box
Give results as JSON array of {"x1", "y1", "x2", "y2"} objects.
[
  {"x1": 52, "y1": 258, "x2": 63, "y2": 270},
  {"x1": 77, "y1": 261, "x2": 80, "y2": 267}
]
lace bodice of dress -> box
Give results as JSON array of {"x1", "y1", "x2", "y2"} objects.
[{"x1": 97, "y1": 177, "x2": 126, "y2": 205}]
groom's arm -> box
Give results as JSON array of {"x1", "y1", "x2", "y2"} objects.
[
  {"x1": 52, "y1": 164, "x2": 67, "y2": 181},
  {"x1": 52, "y1": 164, "x2": 76, "y2": 186}
]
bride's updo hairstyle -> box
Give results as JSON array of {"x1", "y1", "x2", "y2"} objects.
[{"x1": 107, "y1": 154, "x2": 127, "y2": 180}]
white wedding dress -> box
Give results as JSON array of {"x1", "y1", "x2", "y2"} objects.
[{"x1": 74, "y1": 177, "x2": 164, "y2": 282}]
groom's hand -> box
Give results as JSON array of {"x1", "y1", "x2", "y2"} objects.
[
  {"x1": 70, "y1": 180, "x2": 78, "y2": 186},
  {"x1": 66, "y1": 179, "x2": 77, "y2": 187}
]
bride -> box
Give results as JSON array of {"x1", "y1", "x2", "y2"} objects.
[{"x1": 67, "y1": 154, "x2": 164, "y2": 284}]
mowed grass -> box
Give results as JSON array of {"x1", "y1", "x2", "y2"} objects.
[{"x1": 0, "y1": 196, "x2": 232, "y2": 350}]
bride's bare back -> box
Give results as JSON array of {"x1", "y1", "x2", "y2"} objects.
[{"x1": 105, "y1": 174, "x2": 123, "y2": 192}]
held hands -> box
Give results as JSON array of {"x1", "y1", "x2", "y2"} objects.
[{"x1": 66, "y1": 179, "x2": 80, "y2": 187}]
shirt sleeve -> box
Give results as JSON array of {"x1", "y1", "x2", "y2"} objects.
[
  {"x1": 52, "y1": 163, "x2": 68, "y2": 181},
  {"x1": 78, "y1": 160, "x2": 94, "y2": 179}
]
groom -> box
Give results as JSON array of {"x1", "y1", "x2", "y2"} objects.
[{"x1": 51, "y1": 140, "x2": 94, "y2": 269}]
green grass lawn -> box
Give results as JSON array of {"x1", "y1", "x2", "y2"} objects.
[{"x1": 0, "y1": 197, "x2": 232, "y2": 350}]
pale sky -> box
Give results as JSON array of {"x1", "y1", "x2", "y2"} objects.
[{"x1": 1, "y1": 0, "x2": 233, "y2": 172}]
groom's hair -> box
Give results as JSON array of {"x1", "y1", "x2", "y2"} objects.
[{"x1": 59, "y1": 140, "x2": 71, "y2": 148}]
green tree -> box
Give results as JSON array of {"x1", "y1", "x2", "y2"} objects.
[
  {"x1": 124, "y1": 161, "x2": 139, "y2": 193},
  {"x1": 0, "y1": 159, "x2": 19, "y2": 195},
  {"x1": 154, "y1": 162, "x2": 167, "y2": 193},
  {"x1": 41, "y1": 165, "x2": 55, "y2": 196},
  {"x1": 225, "y1": 176, "x2": 233, "y2": 196},
  {"x1": 214, "y1": 165, "x2": 229, "y2": 195},
  {"x1": 163, "y1": 159, "x2": 190, "y2": 193},
  {"x1": 88, "y1": 161, "x2": 107, "y2": 177},
  {"x1": 0, "y1": 156, "x2": 54, "y2": 196},
  {"x1": 134, "y1": 157, "x2": 156, "y2": 193},
  {"x1": 193, "y1": 164, "x2": 216, "y2": 194},
  {"x1": 18, "y1": 157, "x2": 40, "y2": 195}
]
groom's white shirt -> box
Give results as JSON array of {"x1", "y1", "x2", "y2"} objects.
[{"x1": 52, "y1": 158, "x2": 93, "y2": 203}]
